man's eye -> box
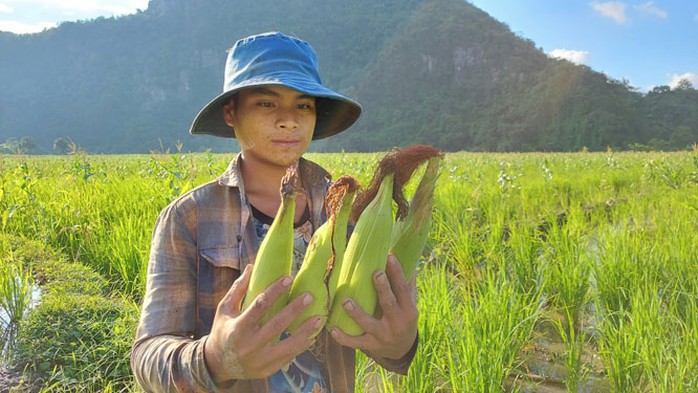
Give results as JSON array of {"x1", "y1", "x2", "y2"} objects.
[
  {"x1": 258, "y1": 101, "x2": 274, "y2": 108},
  {"x1": 297, "y1": 103, "x2": 314, "y2": 110}
]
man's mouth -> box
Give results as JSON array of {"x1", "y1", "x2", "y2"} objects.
[{"x1": 273, "y1": 139, "x2": 301, "y2": 147}]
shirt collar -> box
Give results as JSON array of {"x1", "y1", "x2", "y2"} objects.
[
  {"x1": 217, "y1": 153, "x2": 244, "y2": 188},
  {"x1": 217, "y1": 153, "x2": 331, "y2": 228}
]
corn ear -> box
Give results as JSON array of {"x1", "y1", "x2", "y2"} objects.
[
  {"x1": 327, "y1": 173, "x2": 395, "y2": 336},
  {"x1": 390, "y1": 154, "x2": 442, "y2": 280},
  {"x1": 287, "y1": 176, "x2": 358, "y2": 337},
  {"x1": 242, "y1": 166, "x2": 301, "y2": 326},
  {"x1": 325, "y1": 178, "x2": 360, "y2": 305}
]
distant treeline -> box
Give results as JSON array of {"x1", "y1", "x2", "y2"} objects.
[{"x1": 1, "y1": 0, "x2": 696, "y2": 154}]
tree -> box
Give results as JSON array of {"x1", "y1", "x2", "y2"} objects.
[
  {"x1": 669, "y1": 126, "x2": 695, "y2": 150},
  {"x1": 675, "y1": 78, "x2": 695, "y2": 91},
  {"x1": 19, "y1": 136, "x2": 37, "y2": 154},
  {"x1": 53, "y1": 138, "x2": 71, "y2": 155},
  {"x1": 649, "y1": 85, "x2": 670, "y2": 95},
  {"x1": 0, "y1": 137, "x2": 19, "y2": 153},
  {"x1": 53, "y1": 137, "x2": 81, "y2": 155},
  {"x1": 0, "y1": 136, "x2": 38, "y2": 154}
]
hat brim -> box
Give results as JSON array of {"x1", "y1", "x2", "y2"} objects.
[{"x1": 189, "y1": 80, "x2": 362, "y2": 140}]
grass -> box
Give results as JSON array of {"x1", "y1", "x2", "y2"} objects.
[
  {"x1": 1, "y1": 234, "x2": 138, "y2": 392},
  {"x1": 0, "y1": 150, "x2": 697, "y2": 391},
  {"x1": 542, "y1": 221, "x2": 593, "y2": 391},
  {"x1": 0, "y1": 258, "x2": 35, "y2": 362}
]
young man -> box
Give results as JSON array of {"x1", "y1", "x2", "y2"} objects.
[{"x1": 131, "y1": 32, "x2": 418, "y2": 392}]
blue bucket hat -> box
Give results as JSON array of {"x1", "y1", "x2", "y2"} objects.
[{"x1": 189, "y1": 31, "x2": 362, "y2": 140}]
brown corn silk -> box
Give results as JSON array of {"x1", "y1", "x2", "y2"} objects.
[{"x1": 328, "y1": 144, "x2": 442, "y2": 335}]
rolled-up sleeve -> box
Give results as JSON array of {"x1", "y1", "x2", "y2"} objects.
[
  {"x1": 130, "y1": 197, "x2": 224, "y2": 392},
  {"x1": 366, "y1": 333, "x2": 419, "y2": 375}
]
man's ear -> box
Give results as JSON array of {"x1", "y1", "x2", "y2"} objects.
[{"x1": 223, "y1": 100, "x2": 235, "y2": 128}]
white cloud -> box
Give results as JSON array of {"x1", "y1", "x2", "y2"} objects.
[
  {"x1": 52, "y1": 0, "x2": 147, "y2": 16},
  {"x1": 548, "y1": 49, "x2": 591, "y2": 65},
  {"x1": 0, "y1": 19, "x2": 56, "y2": 34},
  {"x1": 634, "y1": 2, "x2": 667, "y2": 19},
  {"x1": 668, "y1": 72, "x2": 698, "y2": 88},
  {"x1": 591, "y1": 1, "x2": 628, "y2": 24},
  {"x1": 0, "y1": 0, "x2": 146, "y2": 20},
  {"x1": 0, "y1": 0, "x2": 147, "y2": 33}
]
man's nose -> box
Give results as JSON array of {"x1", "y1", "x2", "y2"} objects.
[{"x1": 275, "y1": 107, "x2": 299, "y2": 130}]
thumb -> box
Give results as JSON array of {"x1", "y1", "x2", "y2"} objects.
[{"x1": 217, "y1": 263, "x2": 252, "y2": 317}]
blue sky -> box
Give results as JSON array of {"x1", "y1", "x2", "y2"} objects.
[
  {"x1": 1, "y1": 0, "x2": 696, "y2": 92},
  {"x1": 470, "y1": 0, "x2": 698, "y2": 91}
]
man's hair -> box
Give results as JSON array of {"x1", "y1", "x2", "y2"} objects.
[{"x1": 227, "y1": 94, "x2": 239, "y2": 108}]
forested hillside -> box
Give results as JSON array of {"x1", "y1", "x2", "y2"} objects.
[{"x1": 1, "y1": 0, "x2": 696, "y2": 154}]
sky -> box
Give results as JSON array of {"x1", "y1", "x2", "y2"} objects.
[
  {"x1": 0, "y1": 0, "x2": 696, "y2": 92},
  {"x1": 469, "y1": 0, "x2": 698, "y2": 92},
  {"x1": 0, "y1": 0, "x2": 148, "y2": 34}
]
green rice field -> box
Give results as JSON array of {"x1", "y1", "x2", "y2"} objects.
[{"x1": 1, "y1": 149, "x2": 697, "y2": 392}]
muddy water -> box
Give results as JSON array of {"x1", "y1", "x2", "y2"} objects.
[
  {"x1": 512, "y1": 313, "x2": 610, "y2": 393},
  {"x1": 0, "y1": 365, "x2": 22, "y2": 392},
  {"x1": 0, "y1": 284, "x2": 40, "y2": 358}
]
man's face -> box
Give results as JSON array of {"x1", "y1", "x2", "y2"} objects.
[{"x1": 224, "y1": 85, "x2": 316, "y2": 170}]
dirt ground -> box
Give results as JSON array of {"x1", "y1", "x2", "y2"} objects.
[{"x1": 0, "y1": 366, "x2": 22, "y2": 393}]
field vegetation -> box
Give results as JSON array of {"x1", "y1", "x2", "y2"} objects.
[{"x1": 1, "y1": 149, "x2": 697, "y2": 392}]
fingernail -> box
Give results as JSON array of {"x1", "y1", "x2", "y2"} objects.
[
  {"x1": 330, "y1": 328, "x2": 338, "y2": 337},
  {"x1": 282, "y1": 276, "x2": 292, "y2": 287},
  {"x1": 343, "y1": 299, "x2": 354, "y2": 311},
  {"x1": 314, "y1": 317, "x2": 323, "y2": 329},
  {"x1": 303, "y1": 294, "x2": 313, "y2": 306},
  {"x1": 375, "y1": 271, "x2": 387, "y2": 282}
]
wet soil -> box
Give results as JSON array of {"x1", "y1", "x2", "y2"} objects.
[
  {"x1": 0, "y1": 365, "x2": 21, "y2": 393},
  {"x1": 512, "y1": 312, "x2": 610, "y2": 393}
]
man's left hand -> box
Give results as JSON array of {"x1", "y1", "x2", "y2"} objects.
[{"x1": 330, "y1": 254, "x2": 418, "y2": 360}]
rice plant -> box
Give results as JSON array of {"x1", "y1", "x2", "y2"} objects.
[
  {"x1": 1, "y1": 151, "x2": 697, "y2": 391},
  {"x1": 542, "y1": 221, "x2": 592, "y2": 391},
  {"x1": 445, "y1": 268, "x2": 543, "y2": 392},
  {"x1": 0, "y1": 257, "x2": 35, "y2": 361}
]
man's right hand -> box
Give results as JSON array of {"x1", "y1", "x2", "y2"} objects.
[{"x1": 203, "y1": 264, "x2": 322, "y2": 384}]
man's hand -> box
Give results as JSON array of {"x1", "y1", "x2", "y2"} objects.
[
  {"x1": 204, "y1": 264, "x2": 322, "y2": 383},
  {"x1": 330, "y1": 254, "x2": 418, "y2": 360}
]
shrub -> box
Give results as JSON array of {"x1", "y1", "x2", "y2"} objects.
[
  {"x1": 2, "y1": 234, "x2": 138, "y2": 392},
  {"x1": 14, "y1": 294, "x2": 134, "y2": 385}
]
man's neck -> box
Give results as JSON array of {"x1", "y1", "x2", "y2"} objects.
[
  {"x1": 239, "y1": 156, "x2": 303, "y2": 219},
  {"x1": 240, "y1": 158, "x2": 295, "y2": 192}
]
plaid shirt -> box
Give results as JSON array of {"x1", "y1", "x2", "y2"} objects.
[{"x1": 131, "y1": 155, "x2": 415, "y2": 393}]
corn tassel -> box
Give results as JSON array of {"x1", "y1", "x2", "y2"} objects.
[
  {"x1": 327, "y1": 145, "x2": 442, "y2": 336},
  {"x1": 242, "y1": 166, "x2": 302, "y2": 326},
  {"x1": 287, "y1": 176, "x2": 359, "y2": 337},
  {"x1": 390, "y1": 154, "x2": 443, "y2": 280},
  {"x1": 327, "y1": 173, "x2": 395, "y2": 336}
]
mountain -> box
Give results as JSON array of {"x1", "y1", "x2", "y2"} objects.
[{"x1": 1, "y1": 0, "x2": 696, "y2": 154}]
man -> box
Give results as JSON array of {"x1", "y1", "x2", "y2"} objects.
[{"x1": 131, "y1": 31, "x2": 418, "y2": 392}]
